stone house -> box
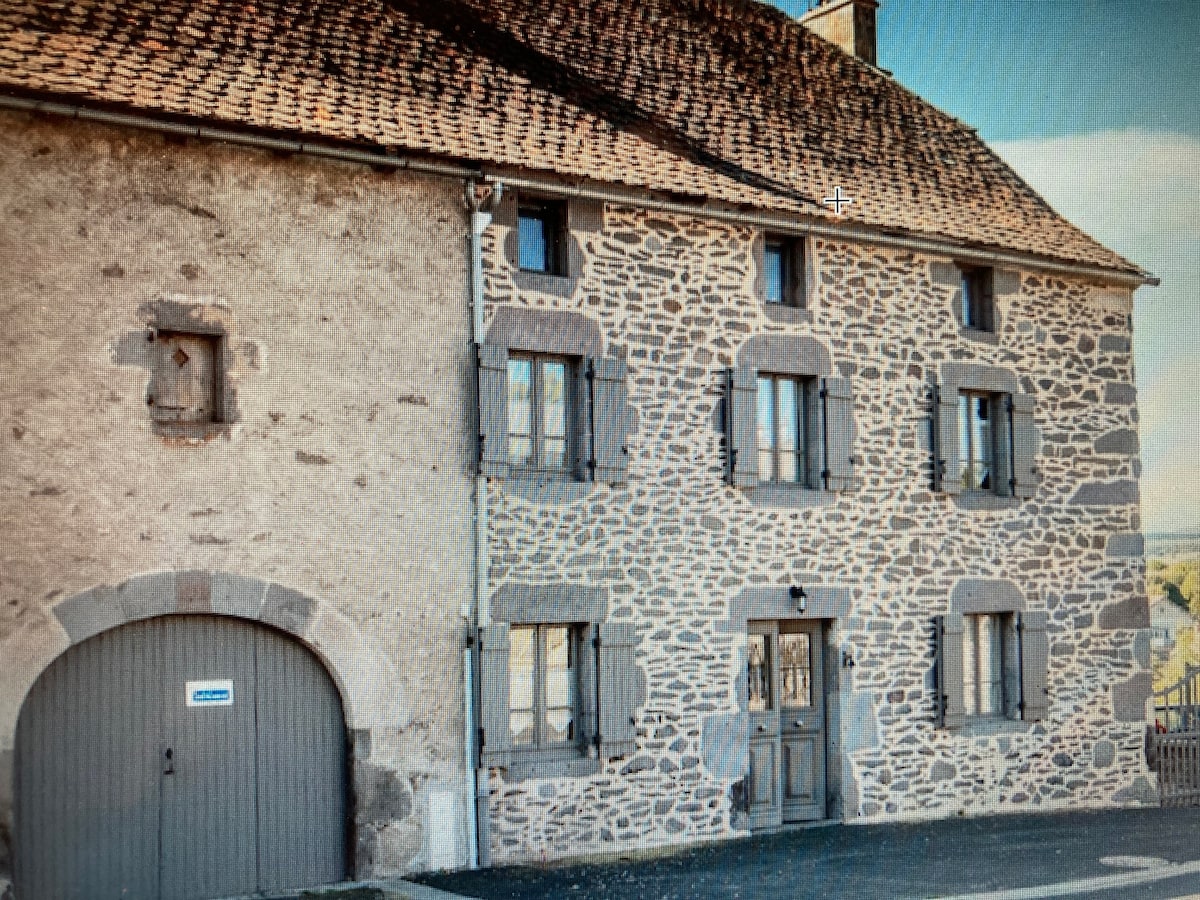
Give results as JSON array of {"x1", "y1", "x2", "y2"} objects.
[{"x1": 0, "y1": 0, "x2": 1157, "y2": 896}]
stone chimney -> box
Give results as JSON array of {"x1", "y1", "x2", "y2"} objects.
[{"x1": 798, "y1": 0, "x2": 878, "y2": 66}]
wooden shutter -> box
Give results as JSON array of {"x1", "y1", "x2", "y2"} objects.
[
  {"x1": 935, "y1": 383, "x2": 963, "y2": 495},
  {"x1": 1019, "y1": 611, "x2": 1049, "y2": 722},
  {"x1": 478, "y1": 623, "x2": 512, "y2": 765},
  {"x1": 727, "y1": 367, "x2": 758, "y2": 487},
  {"x1": 597, "y1": 622, "x2": 639, "y2": 759},
  {"x1": 936, "y1": 614, "x2": 966, "y2": 728},
  {"x1": 478, "y1": 344, "x2": 509, "y2": 477},
  {"x1": 821, "y1": 376, "x2": 856, "y2": 492},
  {"x1": 590, "y1": 357, "x2": 629, "y2": 484},
  {"x1": 1009, "y1": 392, "x2": 1039, "y2": 499}
]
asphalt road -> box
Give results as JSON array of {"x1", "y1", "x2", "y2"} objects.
[{"x1": 413, "y1": 807, "x2": 1200, "y2": 900}]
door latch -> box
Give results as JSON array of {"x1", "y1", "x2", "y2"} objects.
[{"x1": 163, "y1": 747, "x2": 175, "y2": 776}]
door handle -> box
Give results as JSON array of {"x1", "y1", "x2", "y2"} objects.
[{"x1": 163, "y1": 747, "x2": 175, "y2": 776}]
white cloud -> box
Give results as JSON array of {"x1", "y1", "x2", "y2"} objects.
[{"x1": 994, "y1": 130, "x2": 1200, "y2": 534}]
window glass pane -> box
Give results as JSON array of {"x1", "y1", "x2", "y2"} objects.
[
  {"x1": 961, "y1": 272, "x2": 973, "y2": 327},
  {"x1": 972, "y1": 396, "x2": 993, "y2": 491},
  {"x1": 509, "y1": 627, "x2": 536, "y2": 746},
  {"x1": 544, "y1": 627, "x2": 575, "y2": 743},
  {"x1": 757, "y1": 377, "x2": 775, "y2": 481},
  {"x1": 979, "y1": 614, "x2": 1004, "y2": 716},
  {"x1": 780, "y1": 633, "x2": 810, "y2": 707},
  {"x1": 764, "y1": 244, "x2": 784, "y2": 303},
  {"x1": 777, "y1": 378, "x2": 800, "y2": 483},
  {"x1": 518, "y1": 211, "x2": 549, "y2": 271},
  {"x1": 542, "y1": 361, "x2": 567, "y2": 438},
  {"x1": 958, "y1": 393, "x2": 974, "y2": 490},
  {"x1": 747, "y1": 634, "x2": 772, "y2": 712},
  {"x1": 963, "y1": 616, "x2": 979, "y2": 717},
  {"x1": 508, "y1": 358, "x2": 534, "y2": 465}
]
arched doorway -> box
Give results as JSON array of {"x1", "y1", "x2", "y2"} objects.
[{"x1": 15, "y1": 614, "x2": 348, "y2": 900}]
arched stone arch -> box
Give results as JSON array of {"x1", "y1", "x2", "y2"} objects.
[{"x1": 42, "y1": 570, "x2": 408, "y2": 732}]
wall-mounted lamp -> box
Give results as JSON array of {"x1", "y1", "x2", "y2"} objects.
[
  {"x1": 789, "y1": 585, "x2": 807, "y2": 613},
  {"x1": 842, "y1": 648, "x2": 856, "y2": 669}
]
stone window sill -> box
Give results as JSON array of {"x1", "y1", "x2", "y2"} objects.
[
  {"x1": 490, "y1": 747, "x2": 602, "y2": 781},
  {"x1": 953, "y1": 492, "x2": 1021, "y2": 512},
  {"x1": 513, "y1": 270, "x2": 579, "y2": 299},
  {"x1": 748, "y1": 484, "x2": 835, "y2": 509},
  {"x1": 763, "y1": 303, "x2": 813, "y2": 325},
  {"x1": 501, "y1": 474, "x2": 598, "y2": 503},
  {"x1": 959, "y1": 327, "x2": 1001, "y2": 346}
]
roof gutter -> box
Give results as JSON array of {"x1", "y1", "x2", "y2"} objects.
[{"x1": 0, "y1": 93, "x2": 1159, "y2": 289}]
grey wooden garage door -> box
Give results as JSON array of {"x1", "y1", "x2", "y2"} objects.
[{"x1": 14, "y1": 615, "x2": 348, "y2": 900}]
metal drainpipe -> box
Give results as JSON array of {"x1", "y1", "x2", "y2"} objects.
[{"x1": 464, "y1": 178, "x2": 503, "y2": 870}]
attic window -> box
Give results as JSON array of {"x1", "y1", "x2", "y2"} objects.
[
  {"x1": 518, "y1": 200, "x2": 567, "y2": 275},
  {"x1": 148, "y1": 330, "x2": 222, "y2": 427},
  {"x1": 762, "y1": 234, "x2": 805, "y2": 308},
  {"x1": 959, "y1": 265, "x2": 994, "y2": 332}
]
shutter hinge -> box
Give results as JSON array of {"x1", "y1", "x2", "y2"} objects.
[
  {"x1": 593, "y1": 635, "x2": 601, "y2": 649},
  {"x1": 821, "y1": 468, "x2": 830, "y2": 479},
  {"x1": 819, "y1": 386, "x2": 828, "y2": 400}
]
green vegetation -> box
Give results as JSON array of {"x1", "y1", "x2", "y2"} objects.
[
  {"x1": 1148, "y1": 558, "x2": 1200, "y2": 615},
  {"x1": 1149, "y1": 557, "x2": 1200, "y2": 692}
]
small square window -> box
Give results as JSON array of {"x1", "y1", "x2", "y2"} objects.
[
  {"x1": 763, "y1": 235, "x2": 804, "y2": 307},
  {"x1": 507, "y1": 353, "x2": 576, "y2": 474},
  {"x1": 756, "y1": 373, "x2": 813, "y2": 486},
  {"x1": 509, "y1": 624, "x2": 583, "y2": 750},
  {"x1": 957, "y1": 391, "x2": 1010, "y2": 495},
  {"x1": 960, "y1": 266, "x2": 994, "y2": 331},
  {"x1": 149, "y1": 330, "x2": 222, "y2": 426},
  {"x1": 518, "y1": 200, "x2": 567, "y2": 275},
  {"x1": 963, "y1": 613, "x2": 1019, "y2": 719}
]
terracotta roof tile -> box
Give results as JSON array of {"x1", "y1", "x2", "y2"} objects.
[{"x1": 0, "y1": 0, "x2": 1142, "y2": 275}]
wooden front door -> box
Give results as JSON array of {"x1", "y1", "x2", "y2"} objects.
[{"x1": 746, "y1": 620, "x2": 826, "y2": 830}]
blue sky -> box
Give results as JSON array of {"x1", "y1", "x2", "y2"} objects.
[{"x1": 771, "y1": 0, "x2": 1200, "y2": 534}]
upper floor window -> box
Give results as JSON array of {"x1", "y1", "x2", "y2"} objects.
[
  {"x1": 958, "y1": 391, "x2": 1008, "y2": 494},
  {"x1": 960, "y1": 265, "x2": 994, "y2": 332},
  {"x1": 763, "y1": 234, "x2": 804, "y2": 307},
  {"x1": 507, "y1": 353, "x2": 573, "y2": 473},
  {"x1": 509, "y1": 624, "x2": 581, "y2": 749},
  {"x1": 757, "y1": 374, "x2": 811, "y2": 485},
  {"x1": 518, "y1": 200, "x2": 567, "y2": 275}
]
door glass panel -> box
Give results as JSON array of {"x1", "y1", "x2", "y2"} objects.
[
  {"x1": 747, "y1": 633, "x2": 772, "y2": 712},
  {"x1": 509, "y1": 627, "x2": 536, "y2": 745},
  {"x1": 780, "y1": 633, "x2": 811, "y2": 708},
  {"x1": 543, "y1": 626, "x2": 574, "y2": 743}
]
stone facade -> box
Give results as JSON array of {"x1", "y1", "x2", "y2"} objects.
[
  {"x1": 0, "y1": 111, "x2": 477, "y2": 881},
  {"x1": 479, "y1": 202, "x2": 1153, "y2": 863}
]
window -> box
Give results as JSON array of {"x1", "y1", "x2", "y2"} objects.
[
  {"x1": 509, "y1": 625, "x2": 581, "y2": 749},
  {"x1": 962, "y1": 613, "x2": 1017, "y2": 718},
  {"x1": 957, "y1": 391, "x2": 1009, "y2": 494},
  {"x1": 936, "y1": 609, "x2": 1048, "y2": 728},
  {"x1": 960, "y1": 265, "x2": 994, "y2": 332},
  {"x1": 148, "y1": 329, "x2": 222, "y2": 428},
  {"x1": 507, "y1": 353, "x2": 573, "y2": 473},
  {"x1": 756, "y1": 374, "x2": 811, "y2": 485},
  {"x1": 762, "y1": 235, "x2": 804, "y2": 307},
  {"x1": 727, "y1": 363, "x2": 855, "y2": 492},
  {"x1": 478, "y1": 620, "x2": 640, "y2": 772},
  {"x1": 517, "y1": 200, "x2": 566, "y2": 275}
]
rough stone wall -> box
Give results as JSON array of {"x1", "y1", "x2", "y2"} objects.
[
  {"x1": 0, "y1": 111, "x2": 476, "y2": 879},
  {"x1": 480, "y1": 204, "x2": 1152, "y2": 864}
]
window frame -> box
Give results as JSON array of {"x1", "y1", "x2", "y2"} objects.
[
  {"x1": 761, "y1": 233, "x2": 805, "y2": 309},
  {"x1": 505, "y1": 351, "x2": 578, "y2": 476},
  {"x1": 961, "y1": 612, "x2": 1021, "y2": 721},
  {"x1": 508, "y1": 623, "x2": 585, "y2": 753},
  {"x1": 957, "y1": 390, "x2": 1012, "y2": 496},
  {"x1": 517, "y1": 199, "x2": 567, "y2": 276},
  {"x1": 959, "y1": 265, "x2": 994, "y2": 333},
  {"x1": 755, "y1": 372, "x2": 814, "y2": 487}
]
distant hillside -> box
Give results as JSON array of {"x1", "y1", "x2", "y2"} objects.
[{"x1": 1147, "y1": 532, "x2": 1200, "y2": 561}]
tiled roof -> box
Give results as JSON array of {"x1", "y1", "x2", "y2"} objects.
[{"x1": 0, "y1": 0, "x2": 1143, "y2": 276}]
